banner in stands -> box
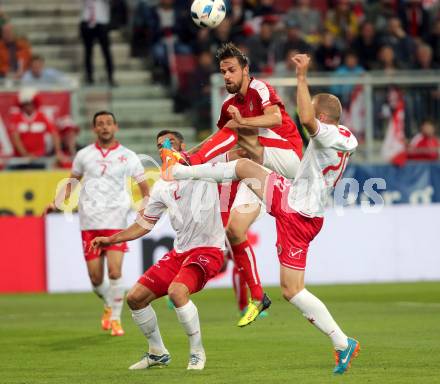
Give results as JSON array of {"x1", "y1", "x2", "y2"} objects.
[
  {"x1": 0, "y1": 170, "x2": 70, "y2": 216},
  {"x1": 338, "y1": 162, "x2": 440, "y2": 206},
  {"x1": 0, "y1": 170, "x2": 151, "y2": 216},
  {"x1": 44, "y1": 204, "x2": 440, "y2": 293},
  {"x1": 0, "y1": 90, "x2": 71, "y2": 158},
  {"x1": 0, "y1": 217, "x2": 46, "y2": 292}
]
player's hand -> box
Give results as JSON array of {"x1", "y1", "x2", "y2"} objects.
[
  {"x1": 224, "y1": 119, "x2": 239, "y2": 129},
  {"x1": 44, "y1": 202, "x2": 59, "y2": 215},
  {"x1": 227, "y1": 105, "x2": 244, "y2": 125},
  {"x1": 90, "y1": 236, "x2": 110, "y2": 250},
  {"x1": 292, "y1": 54, "x2": 311, "y2": 78}
]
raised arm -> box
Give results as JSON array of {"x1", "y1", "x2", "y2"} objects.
[{"x1": 292, "y1": 54, "x2": 318, "y2": 136}]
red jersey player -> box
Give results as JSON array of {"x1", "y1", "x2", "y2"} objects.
[
  {"x1": 180, "y1": 43, "x2": 303, "y2": 327},
  {"x1": 46, "y1": 111, "x2": 150, "y2": 336},
  {"x1": 166, "y1": 54, "x2": 360, "y2": 375},
  {"x1": 91, "y1": 131, "x2": 226, "y2": 371}
]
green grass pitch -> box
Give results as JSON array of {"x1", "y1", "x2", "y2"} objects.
[{"x1": 1, "y1": 282, "x2": 440, "y2": 384}]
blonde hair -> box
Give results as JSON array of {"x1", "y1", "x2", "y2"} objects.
[{"x1": 312, "y1": 93, "x2": 342, "y2": 124}]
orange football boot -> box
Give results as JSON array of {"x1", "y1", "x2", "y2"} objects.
[
  {"x1": 101, "y1": 306, "x2": 112, "y2": 331},
  {"x1": 110, "y1": 320, "x2": 125, "y2": 336}
]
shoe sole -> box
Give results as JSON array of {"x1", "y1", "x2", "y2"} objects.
[{"x1": 129, "y1": 358, "x2": 171, "y2": 370}]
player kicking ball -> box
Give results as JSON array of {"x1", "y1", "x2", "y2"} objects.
[
  {"x1": 91, "y1": 131, "x2": 226, "y2": 371},
  {"x1": 163, "y1": 54, "x2": 360, "y2": 374}
]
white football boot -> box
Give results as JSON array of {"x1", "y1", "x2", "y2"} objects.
[
  {"x1": 129, "y1": 352, "x2": 171, "y2": 370},
  {"x1": 187, "y1": 350, "x2": 206, "y2": 370}
]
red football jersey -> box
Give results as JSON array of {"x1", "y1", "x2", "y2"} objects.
[
  {"x1": 408, "y1": 133, "x2": 439, "y2": 161},
  {"x1": 9, "y1": 110, "x2": 56, "y2": 156},
  {"x1": 217, "y1": 77, "x2": 302, "y2": 157}
]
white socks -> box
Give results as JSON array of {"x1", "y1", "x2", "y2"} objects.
[
  {"x1": 173, "y1": 161, "x2": 238, "y2": 182},
  {"x1": 93, "y1": 280, "x2": 110, "y2": 307},
  {"x1": 131, "y1": 305, "x2": 169, "y2": 356},
  {"x1": 290, "y1": 289, "x2": 348, "y2": 351},
  {"x1": 109, "y1": 278, "x2": 125, "y2": 321},
  {"x1": 174, "y1": 300, "x2": 204, "y2": 353}
]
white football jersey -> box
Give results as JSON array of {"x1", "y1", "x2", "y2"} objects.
[
  {"x1": 288, "y1": 120, "x2": 358, "y2": 217},
  {"x1": 72, "y1": 142, "x2": 145, "y2": 230},
  {"x1": 142, "y1": 178, "x2": 225, "y2": 253}
]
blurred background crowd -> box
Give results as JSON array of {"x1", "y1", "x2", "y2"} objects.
[{"x1": 0, "y1": 0, "x2": 439, "y2": 169}]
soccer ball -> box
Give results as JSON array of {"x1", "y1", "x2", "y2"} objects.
[{"x1": 191, "y1": 0, "x2": 226, "y2": 29}]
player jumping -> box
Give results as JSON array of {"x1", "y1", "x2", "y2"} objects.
[
  {"x1": 183, "y1": 43, "x2": 303, "y2": 327},
  {"x1": 164, "y1": 54, "x2": 360, "y2": 375}
]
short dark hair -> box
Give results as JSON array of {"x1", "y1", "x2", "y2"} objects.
[
  {"x1": 93, "y1": 110, "x2": 117, "y2": 126},
  {"x1": 156, "y1": 130, "x2": 185, "y2": 142},
  {"x1": 216, "y1": 42, "x2": 249, "y2": 68}
]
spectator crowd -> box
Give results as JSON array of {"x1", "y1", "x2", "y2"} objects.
[
  {"x1": 128, "y1": 0, "x2": 439, "y2": 154},
  {"x1": 0, "y1": 0, "x2": 439, "y2": 168}
]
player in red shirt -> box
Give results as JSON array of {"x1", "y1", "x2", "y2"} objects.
[
  {"x1": 182, "y1": 43, "x2": 303, "y2": 326},
  {"x1": 9, "y1": 89, "x2": 64, "y2": 165},
  {"x1": 407, "y1": 120, "x2": 439, "y2": 161}
]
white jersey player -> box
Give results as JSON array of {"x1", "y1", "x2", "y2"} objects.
[
  {"x1": 46, "y1": 111, "x2": 150, "y2": 336},
  {"x1": 91, "y1": 130, "x2": 226, "y2": 371},
  {"x1": 287, "y1": 120, "x2": 358, "y2": 217},
  {"x1": 166, "y1": 54, "x2": 361, "y2": 375}
]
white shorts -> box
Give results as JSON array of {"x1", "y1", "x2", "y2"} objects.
[{"x1": 231, "y1": 147, "x2": 301, "y2": 212}]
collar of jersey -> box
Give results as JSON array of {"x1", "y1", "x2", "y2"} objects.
[{"x1": 95, "y1": 141, "x2": 120, "y2": 158}]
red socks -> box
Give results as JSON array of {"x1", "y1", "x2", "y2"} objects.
[
  {"x1": 190, "y1": 127, "x2": 238, "y2": 165},
  {"x1": 231, "y1": 240, "x2": 263, "y2": 301},
  {"x1": 232, "y1": 264, "x2": 248, "y2": 311}
]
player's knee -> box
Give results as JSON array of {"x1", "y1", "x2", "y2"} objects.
[
  {"x1": 108, "y1": 270, "x2": 122, "y2": 280},
  {"x1": 168, "y1": 285, "x2": 188, "y2": 307},
  {"x1": 281, "y1": 284, "x2": 303, "y2": 302},
  {"x1": 226, "y1": 222, "x2": 246, "y2": 244},
  {"x1": 89, "y1": 273, "x2": 103, "y2": 286},
  {"x1": 126, "y1": 290, "x2": 143, "y2": 310}
]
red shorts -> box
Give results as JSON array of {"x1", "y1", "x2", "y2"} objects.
[
  {"x1": 265, "y1": 173, "x2": 324, "y2": 270},
  {"x1": 138, "y1": 247, "x2": 224, "y2": 297},
  {"x1": 81, "y1": 229, "x2": 128, "y2": 261}
]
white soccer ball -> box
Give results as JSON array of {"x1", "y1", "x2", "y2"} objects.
[{"x1": 191, "y1": 0, "x2": 226, "y2": 29}]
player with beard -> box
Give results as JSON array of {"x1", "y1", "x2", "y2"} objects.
[
  {"x1": 46, "y1": 111, "x2": 150, "y2": 336},
  {"x1": 168, "y1": 43, "x2": 303, "y2": 327}
]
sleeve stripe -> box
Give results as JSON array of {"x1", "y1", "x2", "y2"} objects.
[
  {"x1": 133, "y1": 172, "x2": 145, "y2": 181},
  {"x1": 143, "y1": 214, "x2": 159, "y2": 220}
]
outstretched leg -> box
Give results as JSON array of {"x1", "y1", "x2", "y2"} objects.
[{"x1": 189, "y1": 128, "x2": 238, "y2": 165}]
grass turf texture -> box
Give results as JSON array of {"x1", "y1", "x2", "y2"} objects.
[{"x1": 1, "y1": 282, "x2": 440, "y2": 384}]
